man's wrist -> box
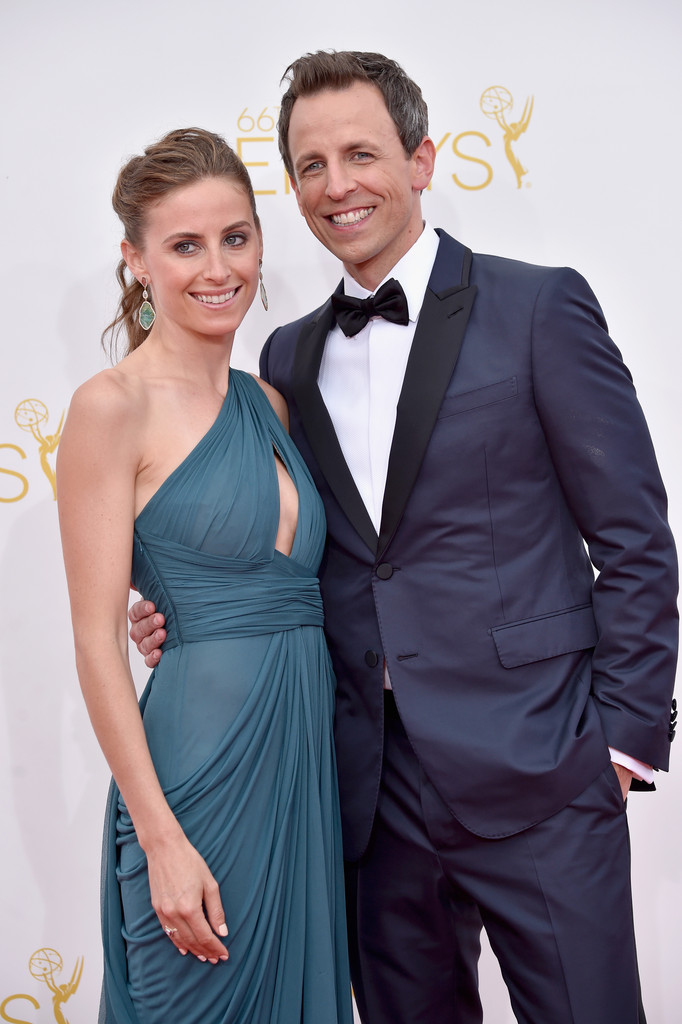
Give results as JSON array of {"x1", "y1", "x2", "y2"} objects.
[{"x1": 608, "y1": 748, "x2": 654, "y2": 784}]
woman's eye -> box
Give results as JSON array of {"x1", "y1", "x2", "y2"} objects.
[
  {"x1": 175, "y1": 241, "x2": 197, "y2": 254},
  {"x1": 225, "y1": 234, "x2": 246, "y2": 247}
]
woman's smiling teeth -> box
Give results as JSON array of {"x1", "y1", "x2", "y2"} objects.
[
  {"x1": 194, "y1": 290, "x2": 236, "y2": 304},
  {"x1": 330, "y1": 207, "x2": 374, "y2": 225}
]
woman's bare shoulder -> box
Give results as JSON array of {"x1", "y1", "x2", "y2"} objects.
[
  {"x1": 69, "y1": 366, "x2": 147, "y2": 423},
  {"x1": 61, "y1": 369, "x2": 151, "y2": 459}
]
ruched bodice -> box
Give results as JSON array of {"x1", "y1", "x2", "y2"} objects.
[
  {"x1": 132, "y1": 368, "x2": 326, "y2": 643},
  {"x1": 99, "y1": 370, "x2": 352, "y2": 1024},
  {"x1": 133, "y1": 539, "x2": 324, "y2": 644}
]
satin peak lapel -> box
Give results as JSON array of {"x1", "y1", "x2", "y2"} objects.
[
  {"x1": 378, "y1": 237, "x2": 477, "y2": 556},
  {"x1": 291, "y1": 293, "x2": 379, "y2": 555}
]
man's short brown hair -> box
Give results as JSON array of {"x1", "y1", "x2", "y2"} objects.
[{"x1": 278, "y1": 50, "x2": 429, "y2": 179}]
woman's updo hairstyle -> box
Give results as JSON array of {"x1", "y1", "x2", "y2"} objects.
[{"x1": 102, "y1": 127, "x2": 259, "y2": 357}]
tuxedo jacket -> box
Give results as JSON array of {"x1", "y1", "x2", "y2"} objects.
[{"x1": 260, "y1": 230, "x2": 678, "y2": 861}]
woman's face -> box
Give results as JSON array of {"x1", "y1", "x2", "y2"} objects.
[{"x1": 126, "y1": 176, "x2": 262, "y2": 341}]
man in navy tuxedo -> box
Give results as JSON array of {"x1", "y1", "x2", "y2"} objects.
[{"x1": 131, "y1": 51, "x2": 678, "y2": 1024}]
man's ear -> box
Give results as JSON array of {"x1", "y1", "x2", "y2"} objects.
[
  {"x1": 411, "y1": 136, "x2": 437, "y2": 193},
  {"x1": 121, "y1": 239, "x2": 147, "y2": 283}
]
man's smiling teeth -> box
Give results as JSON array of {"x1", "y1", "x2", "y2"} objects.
[
  {"x1": 195, "y1": 290, "x2": 236, "y2": 304},
  {"x1": 330, "y1": 207, "x2": 374, "y2": 225}
]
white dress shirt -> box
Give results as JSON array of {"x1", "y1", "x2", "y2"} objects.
[
  {"x1": 318, "y1": 224, "x2": 439, "y2": 533},
  {"x1": 317, "y1": 222, "x2": 652, "y2": 785}
]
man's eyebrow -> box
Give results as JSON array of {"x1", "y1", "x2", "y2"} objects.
[
  {"x1": 295, "y1": 141, "x2": 375, "y2": 169},
  {"x1": 295, "y1": 151, "x2": 323, "y2": 169}
]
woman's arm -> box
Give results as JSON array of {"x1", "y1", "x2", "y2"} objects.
[{"x1": 57, "y1": 373, "x2": 228, "y2": 964}]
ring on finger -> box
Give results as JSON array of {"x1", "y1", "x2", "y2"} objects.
[{"x1": 163, "y1": 925, "x2": 178, "y2": 937}]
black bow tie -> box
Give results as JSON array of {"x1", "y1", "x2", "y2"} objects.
[{"x1": 331, "y1": 278, "x2": 409, "y2": 337}]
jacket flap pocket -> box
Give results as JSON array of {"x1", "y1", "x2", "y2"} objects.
[{"x1": 491, "y1": 604, "x2": 598, "y2": 669}]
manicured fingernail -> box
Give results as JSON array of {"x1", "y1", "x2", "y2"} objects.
[
  {"x1": 198, "y1": 956, "x2": 207, "y2": 962},
  {"x1": 209, "y1": 958, "x2": 218, "y2": 964},
  {"x1": 179, "y1": 949, "x2": 188, "y2": 956},
  {"x1": 218, "y1": 924, "x2": 228, "y2": 937},
  {"x1": 220, "y1": 954, "x2": 228, "y2": 961}
]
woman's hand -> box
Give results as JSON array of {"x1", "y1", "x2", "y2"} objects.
[{"x1": 147, "y1": 833, "x2": 229, "y2": 964}]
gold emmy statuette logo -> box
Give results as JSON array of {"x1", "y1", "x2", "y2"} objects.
[
  {"x1": 480, "y1": 86, "x2": 534, "y2": 188},
  {"x1": 0, "y1": 948, "x2": 83, "y2": 1024},
  {"x1": 29, "y1": 950, "x2": 83, "y2": 1024},
  {"x1": 14, "y1": 399, "x2": 64, "y2": 501}
]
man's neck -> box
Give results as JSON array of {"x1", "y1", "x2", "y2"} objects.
[
  {"x1": 342, "y1": 219, "x2": 426, "y2": 292},
  {"x1": 341, "y1": 221, "x2": 439, "y2": 303}
]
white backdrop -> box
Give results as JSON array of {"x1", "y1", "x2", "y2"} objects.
[{"x1": 1, "y1": 1, "x2": 680, "y2": 1020}]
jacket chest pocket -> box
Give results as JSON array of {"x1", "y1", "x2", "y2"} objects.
[{"x1": 437, "y1": 376, "x2": 518, "y2": 419}]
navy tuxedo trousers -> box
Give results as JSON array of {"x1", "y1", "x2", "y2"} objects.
[{"x1": 345, "y1": 693, "x2": 645, "y2": 1024}]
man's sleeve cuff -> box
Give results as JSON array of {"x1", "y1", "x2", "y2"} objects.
[{"x1": 609, "y1": 748, "x2": 655, "y2": 784}]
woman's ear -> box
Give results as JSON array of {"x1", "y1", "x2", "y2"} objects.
[{"x1": 120, "y1": 239, "x2": 147, "y2": 284}]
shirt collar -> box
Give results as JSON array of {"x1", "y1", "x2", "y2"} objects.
[{"x1": 341, "y1": 222, "x2": 440, "y2": 323}]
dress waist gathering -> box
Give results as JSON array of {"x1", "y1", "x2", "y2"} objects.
[{"x1": 133, "y1": 528, "x2": 325, "y2": 648}]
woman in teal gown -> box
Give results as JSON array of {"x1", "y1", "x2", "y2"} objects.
[{"x1": 58, "y1": 128, "x2": 352, "y2": 1024}]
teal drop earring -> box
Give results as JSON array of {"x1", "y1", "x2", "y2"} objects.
[{"x1": 139, "y1": 279, "x2": 156, "y2": 330}]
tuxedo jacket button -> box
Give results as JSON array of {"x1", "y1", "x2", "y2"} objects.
[
  {"x1": 376, "y1": 563, "x2": 394, "y2": 580},
  {"x1": 365, "y1": 650, "x2": 379, "y2": 668}
]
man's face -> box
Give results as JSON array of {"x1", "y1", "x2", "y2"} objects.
[{"x1": 287, "y1": 81, "x2": 435, "y2": 291}]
